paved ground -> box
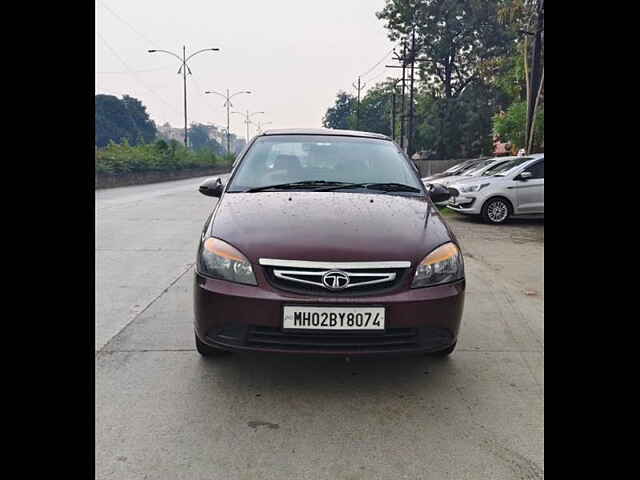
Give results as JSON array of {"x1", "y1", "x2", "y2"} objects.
[{"x1": 96, "y1": 178, "x2": 544, "y2": 480}]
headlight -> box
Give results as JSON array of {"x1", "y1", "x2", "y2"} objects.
[
  {"x1": 411, "y1": 242, "x2": 464, "y2": 288},
  {"x1": 197, "y1": 237, "x2": 257, "y2": 285},
  {"x1": 459, "y1": 183, "x2": 489, "y2": 193}
]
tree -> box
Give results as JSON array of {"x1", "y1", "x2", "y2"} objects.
[
  {"x1": 322, "y1": 92, "x2": 356, "y2": 129},
  {"x1": 95, "y1": 94, "x2": 157, "y2": 147},
  {"x1": 357, "y1": 82, "x2": 396, "y2": 136},
  {"x1": 374, "y1": 0, "x2": 517, "y2": 159},
  {"x1": 121, "y1": 95, "x2": 157, "y2": 144},
  {"x1": 493, "y1": 101, "x2": 543, "y2": 153},
  {"x1": 377, "y1": 0, "x2": 514, "y2": 99},
  {"x1": 497, "y1": 0, "x2": 544, "y2": 153}
]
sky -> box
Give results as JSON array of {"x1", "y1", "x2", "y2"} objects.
[{"x1": 95, "y1": 0, "x2": 398, "y2": 139}]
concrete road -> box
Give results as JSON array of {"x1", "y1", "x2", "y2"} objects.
[{"x1": 96, "y1": 180, "x2": 543, "y2": 480}]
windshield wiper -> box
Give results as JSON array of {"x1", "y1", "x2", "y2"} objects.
[
  {"x1": 244, "y1": 180, "x2": 350, "y2": 193},
  {"x1": 316, "y1": 182, "x2": 421, "y2": 193}
]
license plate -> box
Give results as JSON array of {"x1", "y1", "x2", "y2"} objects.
[{"x1": 283, "y1": 306, "x2": 385, "y2": 331}]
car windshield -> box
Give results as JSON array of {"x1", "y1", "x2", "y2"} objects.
[
  {"x1": 444, "y1": 162, "x2": 470, "y2": 173},
  {"x1": 490, "y1": 157, "x2": 532, "y2": 176},
  {"x1": 463, "y1": 159, "x2": 500, "y2": 176},
  {"x1": 227, "y1": 135, "x2": 423, "y2": 193}
]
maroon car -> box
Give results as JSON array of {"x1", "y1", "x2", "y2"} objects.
[{"x1": 194, "y1": 129, "x2": 465, "y2": 357}]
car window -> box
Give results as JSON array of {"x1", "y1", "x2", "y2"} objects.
[
  {"x1": 479, "y1": 160, "x2": 510, "y2": 176},
  {"x1": 227, "y1": 135, "x2": 423, "y2": 192},
  {"x1": 491, "y1": 157, "x2": 532, "y2": 176},
  {"x1": 464, "y1": 159, "x2": 500, "y2": 176},
  {"x1": 523, "y1": 160, "x2": 544, "y2": 179}
]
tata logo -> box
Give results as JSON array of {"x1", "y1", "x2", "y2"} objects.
[{"x1": 321, "y1": 270, "x2": 350, "y2": 290}]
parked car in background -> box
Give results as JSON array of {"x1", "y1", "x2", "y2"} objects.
[
  {"x1": 194, "y1": 128, "x2": 465, "y2": 358},
  {"x1": 421, "y1": 157, "x2": 485, "y2": 183},
  {"x1": 426, "y1": 156, "x2": 518, "y2": 188},
  {"x1": 447, "y1": 154, "x2": 544, "y2": 224}
]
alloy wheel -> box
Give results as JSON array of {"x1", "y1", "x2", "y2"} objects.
[{"x1": 487, "y1": 200, "x2": 509, "y2": 223}]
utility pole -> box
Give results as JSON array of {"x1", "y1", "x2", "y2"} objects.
[
  {"x1": 408, "y1": 26, "x2": 417, "y2": 158},
  {"x1": 525, "y1": 0, "x2": 544, "y2": 154},
  {"x1": 391, "y1": 91, "x2": 396, "y2": 142},
  {"x1": 204, "y1": 89, "x2": 251, "y2": 154},
  {"x1": 400, "y1": 41, "x2": 407, "y2": 151},
  {"x1": 385, "y1": 41, "x2": 408, "y2": 150},
  {"x1": 386, "y1": 34, "x2": 428, "y2": 155},
  {"x1": 352, "y1": 76, "x2": 366, "y2": 130},
  {"x1": 148, "y1": 46, "x2": 220, "y2": 148}
]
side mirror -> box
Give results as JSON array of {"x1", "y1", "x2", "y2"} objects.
[
  {"x1": 517, "y1": 171, "x2": 533, "y2": 181},
  {"x1": 425, "y1": 183, "x2": 451, "y2": 203},
  {"x1": 199, "y1": 177, "x2": 224, "y2": 197}
]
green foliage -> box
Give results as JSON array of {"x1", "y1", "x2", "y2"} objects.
[
  {"x1": 95, "y1": 94, "x2": 157, "y2": 147},
  {"x1": 377, "y1": 0, "x2": 514, "y2": 99},
  {"x1": 414, "y1": 82, "x2": 497, "y2": 159},
  {"x1": 322, "y1": 92, "x2": 356, "y2": 129},
  {"x1": 493, "y1": 101, "x2": 544, "y2": 151},
  {"x1": 95, "y1": 139, "x2": 232, "y2": 175},
  {"x1": 357, "y1": 82, "x2": 396, "y2": 136}
]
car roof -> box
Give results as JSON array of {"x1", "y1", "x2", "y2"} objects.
[{"x1": 261, "y1": 128, "x2": 391, "y2": 140}]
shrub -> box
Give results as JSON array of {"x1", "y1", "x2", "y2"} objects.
[{"x1": 95, "y1": 139, "x2": 233, "y2": 175}]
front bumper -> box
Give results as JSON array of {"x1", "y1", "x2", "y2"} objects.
[
  {"x1": 194, "y1": 272, "x2": 465, "y2": 356},
  {"x1": 447, "y1": 194, "x2": 480, "y2": 214}
]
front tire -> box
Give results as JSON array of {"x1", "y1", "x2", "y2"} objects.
[
  {"x1": 481, "y1": 197, "x2": 512, "y2": 224},
  {"x1": 195, "y1": 332, "x2": 229, "y2": 357}
]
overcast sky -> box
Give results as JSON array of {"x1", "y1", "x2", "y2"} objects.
[{"x1": 95, "y1": 0, "x2": 398, "y2": 138}]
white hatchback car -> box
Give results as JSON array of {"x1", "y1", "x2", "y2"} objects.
[
  {"x1": 447, "y1": 154, "x2": 544, "y2": 224},
  {"x1": 426, "y1": 156, "x2": 518, "y2": 188}
]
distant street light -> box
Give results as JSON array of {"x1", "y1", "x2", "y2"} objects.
[
  {"x1": 232, "y1": 110, "x2": 265, "y2": 142},
  {"x1": 204, "y1": 89, "x2": 251, "y2": 155},
  {"x1": 251, "y1": 120, "x2": 273, "y2": 134},
  {"x1": 148, "y1": 46, "x2": 219, "y2": 148}
]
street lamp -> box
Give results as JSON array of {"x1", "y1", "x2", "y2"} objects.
[
  {"x1": 204, "y1": 89, "x2": 251, "y2": 155},
  {"x1": 251, "y1": 120, "x2": 273, "y2": 135},
  {"x1": 148, "y1": 46, "x2": 220, "y2": 148},
  {"x1": 232, "y1": 110, "x2": 265, "y2": 142}
]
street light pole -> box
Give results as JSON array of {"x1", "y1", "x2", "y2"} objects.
[
  {"x1": 232, "y1": 110, "x2": 264, "y2": 142},
  {"x1": 182, "y1": 46, "x2": 188, "y2": 148},
  {"x1": 204, "y1": 89, "x2": 251, "y2": 154},
  {"x1": 252, "y1": 120, "x2": 272, "y2": 134},
  {"x1": 148, "y1": 46, "x2": 220, "y2": 148}
]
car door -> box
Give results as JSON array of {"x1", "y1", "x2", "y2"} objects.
[{"x1": 512, "y1": 160, "x2": 544, "y2": 214}]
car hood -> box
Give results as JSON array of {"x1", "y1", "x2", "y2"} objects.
[
  {"x1": 422, "y1": 172, "x2": 450, "y2": 181},
  {"x1": 426, "y1": 174, "x2": 476, "y2": 186},
  {"x1": 449, "y1": 175, "x2": 504, "y2": 189},
  {"x1": 208, "y1": 191, "x2": 455, "y2": 265}
]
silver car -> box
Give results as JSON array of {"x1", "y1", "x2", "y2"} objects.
[
  {"x1": 447, "y1": 154, "x2": 544, "y2": 224},
  {"x1": 424, "y1": 156, "x2": 520, "y2": 187}
]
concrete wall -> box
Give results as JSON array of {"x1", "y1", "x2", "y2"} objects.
[
  {"x1": 414, "y1": 159, "x2": 468, "y2": 178},
  {"x1": 95, "y1": 166, "x2": 231, "y2": 189}
]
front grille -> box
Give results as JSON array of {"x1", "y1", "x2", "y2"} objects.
[
  {"x1": 259, "y1": 259, "x2": 411, "y2": 296},
  {"x1": 247, "y1": 325, "x2": 419, "y2": 351}
]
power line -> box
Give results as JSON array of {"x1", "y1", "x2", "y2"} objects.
[
  {"x1": 96, "y1": 66, "x2": 174, "y2": 74},
  {"x1": 359, "y1": 49, "x2": 394, "y2": 79},
  {"x1": 365, "y1": 69, "x2": 392, "y2": 85},
  {"x1": 189, "y1": 76, "x2": 225, "y2": 125},
  {"x1": 96, "y1": 31, "x2": 182, "y2": 117},
  {"x1": 97, "y1": 0, "x2": 159, "y2": 48}
]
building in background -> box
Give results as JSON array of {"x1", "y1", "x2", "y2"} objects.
[{"x1": 158, "y1": 122, "x2": 246, "y2": 154}]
